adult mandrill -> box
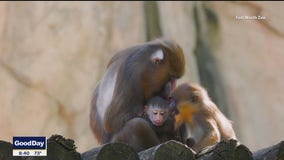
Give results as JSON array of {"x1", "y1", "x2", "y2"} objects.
[{"x1": 90, "y1": 39, "x2": 185, "y2": 151}]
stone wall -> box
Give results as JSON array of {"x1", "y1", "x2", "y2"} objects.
[{"x1": 0, "y1": 1, "x2": 146, "y2": 152}]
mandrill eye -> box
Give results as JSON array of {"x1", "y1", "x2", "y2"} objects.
[{"x1": 190, "y1": 94, "x2": 199, "y2": 103}]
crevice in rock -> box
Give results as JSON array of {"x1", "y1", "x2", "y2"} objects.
[
  {"x1": 143, "y1": 1, "x2": 162, "y2": 41},
  {"x1": 193, "y1": 2, "x2": 230, "y2": 117},
  {"x1": 57, "y1": 103, "x2": 76, "y2": 138}
]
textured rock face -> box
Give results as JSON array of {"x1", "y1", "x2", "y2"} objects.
[
  {"x1": 0, "y1": 1, "x2": 283, "y2": 152},
  {"x1": 0, "y1": 1, "x2": 146, "y2": 152},
  {"x1": 208, "y1": 1, "x2": 284, "y2": 150},
  {"x1": 158, "y1": 1, "x2": 199, "y2": 84}
]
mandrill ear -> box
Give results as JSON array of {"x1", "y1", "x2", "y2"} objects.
[{"x1": 150, "y1": 49, "x2": 164, "y2": 64}]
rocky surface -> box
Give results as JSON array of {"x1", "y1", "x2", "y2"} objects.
[
  {"x1": 207, "y1": 1, "x2": 284, "y2": 150},
  {"x1": 0, "y1": 2, "x2": 146, "y2": 152}
]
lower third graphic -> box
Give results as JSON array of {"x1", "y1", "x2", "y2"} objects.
[{"x1": 13, "y1": 136, "x2": 47, "y2": 156}]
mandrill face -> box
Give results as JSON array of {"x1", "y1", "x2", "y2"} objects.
[
  {"x1": 140, "y1": 39, "x2": 185, "y2": 102},
  {"x1": 171, "y1": 83, "x2": 204, "y2": 125}
]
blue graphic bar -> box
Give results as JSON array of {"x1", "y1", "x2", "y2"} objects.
[{"x1": 13, "y1": 137, "x2": 46, "y2": 149}]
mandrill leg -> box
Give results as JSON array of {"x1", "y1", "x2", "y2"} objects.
[{"x1": 111, "y1": 117, "x2": 160, "y2": 152}]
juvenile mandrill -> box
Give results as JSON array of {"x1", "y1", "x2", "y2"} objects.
[
  {"x1": 143, "y1": 96, "x2": 176, "y2": 143},
  {"x1": 90, "y1": 39, "x2": 185, "y2": 151},
  {"x1": 172, "y1": 83, "x2": 237, "y2": 152}
]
